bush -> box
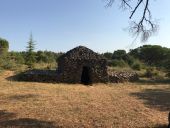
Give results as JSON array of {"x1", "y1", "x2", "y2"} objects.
[
  {"x1": 126, "y1": 55, "x2": 135, "y2": 66},
  {"x1": 144, "y1": 68, "x2": 154, "y2": 78},
  {"x1": 9, "y1": 52, "x2": 25, "y2": 64},
  {"x1": 131, "y1": 63, "x2": 141, "y2": 71},
  {"x1": 0, "y1": 38, "x2": 9, "y2": 54},
  {"x1": 110, "y1": 59, "x2": 128, "y2": 67},
  {"x1": 0, "y1": 59, "x2": 17, "y2": 70},
  {"x1": 0, "y1": 54, "x2": 23, "y2": 71},
  {"x1": 112, "y1": 50, "x2": 127, "y2": 60},
  {"x1": 144, "y1": 67, "x2": 160, "y2": 78},
  {"x1": 103, "y1": 52, "x2": 113, "y2": 60}
]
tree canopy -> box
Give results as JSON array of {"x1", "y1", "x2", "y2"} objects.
[
  {"x1": 129, "y1": 45, "x2": 170, "y2": 66},
  {"x1": 0, "y1": 38, "x2": 9, "y2": 54},
  {"x1": 0, "y1": 38, "x2": 9, "y2": 48},
  {"x1": 26, "y1": 33, "x2": 36, "y2": 68}
]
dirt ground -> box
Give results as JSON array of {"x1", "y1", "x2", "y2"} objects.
[{"x1": 0, "y1": 71, "x2": 170, "y2": 128}]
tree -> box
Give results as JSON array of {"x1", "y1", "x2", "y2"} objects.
[
  {"x1": 103, "y1": 52, "x2": 113, "y2": 60},
  {"x1": 112, "y1": 50, "x2": 127, "y2": 60},
  {"x1": 105, "y1": 0, "x2": 158, "y2": 41},
  {"x1": 0, "y1": 38, "x2": 9, "y2": 55},
  {"x1": 0, "y1": 38, "x2": 9, "y2": 69},
  {"x1": 129, "y1": 45, "x2": 170, "y2": 66},
  {"x1": 26, "y1": 33, "x2": 36, "y2": 68},
  {"x1": 9, "y1": 51, "x2": 25, "y2": 64}
]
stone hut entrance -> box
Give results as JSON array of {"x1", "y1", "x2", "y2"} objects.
[
  {"x1": 81, "y1": 66, "x2": 91, "y2": 85},
  {"x1": 57, "y1": 46, "x2": 108, "y2": 84}
]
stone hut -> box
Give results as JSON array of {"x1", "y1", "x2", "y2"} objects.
[{"x1": 57, "y1": 46, "x2": 108, "y2": 84}]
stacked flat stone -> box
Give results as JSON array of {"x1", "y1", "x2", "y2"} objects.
[
  {"x1": 58, "y1": 46, "x2": 104, "y2": 60},
  {"x1": 18, "y1": 70, "x2": 57, "y2": 83},
  {"x1": 57, "y1": 46, "x2": 108, "y2": 83},
  {"x1": 109, "y1": 71, "x2": 139, "y2": 83}
]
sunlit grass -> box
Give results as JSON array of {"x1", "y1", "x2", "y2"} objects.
[{"x1": 0, "y1": 71, "x2": 169, "y2": 128}]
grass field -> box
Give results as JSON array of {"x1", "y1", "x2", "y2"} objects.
[{"x1": 0, "y1": 71, "x2": 170, "y2": 128}]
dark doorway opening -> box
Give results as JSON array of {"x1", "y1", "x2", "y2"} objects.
[{"x1": 81, "y1": 66, "x2": 91, "y2": 85}]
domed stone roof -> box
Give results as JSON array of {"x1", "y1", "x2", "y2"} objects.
[
  {"x1": 58, "y1": 46, "x2": 104, "y2": 61},
  {"x1": 57, "y1": 46, "x2": 108, "y2": 84}
]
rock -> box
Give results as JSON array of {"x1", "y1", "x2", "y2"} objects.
[
  {"x1": 108, "y1": 71, "x2": 139, "y2": 83},
  {"x1": 18, "y1": 70, "x2": 58, "y2": 83}
]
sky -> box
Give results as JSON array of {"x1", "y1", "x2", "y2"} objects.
[{"x1": 0, "y1": 0, "x2": 170, "y2": 53}]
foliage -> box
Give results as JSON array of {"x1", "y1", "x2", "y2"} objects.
[
  {"x1": 0, "y1": 38, "x2": 170, "y2": 77},
  {"x1": 110, "y1": 59, "x2": 128, "y2": 67},
  {"x1": 112, "y1": 50, "x2": 127, "y2": 60},
  {"x1": 102, "y1": 52, "x2": 113, "y2": 60},
  {"x1": 144, "y1": 68, "x2": 154, "y2": 78},
  {"x1": 129, "y1": 45, "x2": 170, "y2": 66},
  {"x1": 129, "y1": 45, "x2": 170, "y2": 77},
  {"x1": 144, "y1": 67, "x2": 160, "y2": 78},
  {"x1": 0, "y1": 38, "x2": 9, "y2": 54},
  {"x1": 131, "y1": 63, "x2": 141, "y2": 71},
  {"x1": 102, "y1": 45, "x2": 170, "y2": 77},
  {"x1": 36, "y1": 51, "x2": 62, "y2": 63},
  {"x1": 126, "y1": 55, "x2": 135, "y2": 66},
  {"x1": 25, "y1": 34, "x2": 36, "y2": 68},
  {"x1": 0, "y1": 50, "x2": 63, "y2": 71},
  {"x1": 164, "y1": 58, "x2": 170, "y2": 78},
  {"x1": 1, "y1": 60, "x2": 17, "y2": 70},
  {"x1": 0, "y1": 55, "x2": 17, "y2": 70},
  {"x1": 9, "y1": 51, "x2": 25, "y2": 64}
]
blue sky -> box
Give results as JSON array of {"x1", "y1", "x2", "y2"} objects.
[{"x1": 0, "y1": 0, "x2": 170, "y2": 53}]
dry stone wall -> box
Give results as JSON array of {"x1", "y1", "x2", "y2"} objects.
[
  {"x1": 57, "y1": 46, "x2": 108, "y2": 83},
  {"x1": 18, "y1": 70, "x2": 139, "y2": 83},
  {"x1": 108, "y1": 71, "x2": 139, "y2": 83},
  {"x1": 18, "y1": 70, "x2": 57, "y2": 83}
]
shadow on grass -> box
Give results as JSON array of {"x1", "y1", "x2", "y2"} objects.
[
  {"x1": 0, "y1": 110, "x2": 15, "y2": 121},
  {"x1": 152, "y1": 124, "x2": 168, "y2": 128},
  {"x1": 131, "y1": 88, "x2": 170, "y2": 111},
  {"x1": 0, "y1": 110, "x2": 60, "y2": 128},
  {"x1": 0, "y1": 118, "x2": 58, "y2": 128},
  {"x1": 8, "y1": 94, "x2": 39, "y2": 101}
]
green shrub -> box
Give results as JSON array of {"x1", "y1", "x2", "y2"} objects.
[
  {"x1": 126, "y1": 55, "x2": 135, "y2": 66},
  {"x1": 0, "y1": 59, "x2": 17, "y2": 70},
  {"x1": 112, "y1": 50, "x2": 127, "y2": 60},
  {"x1": 132, "y1": 63, "x2": 141, "y2": 71},
  {"x1": 0, "y1": 38, "x2": 9, "y2": 54},
  {"x1": 144, "y1": 68, "x2": 154, "y2": 78},
  {"x1": 9, "y1": 52, "x2": 25, "y2": 64},
  {"x1": 102, "y1": 52, "x2": 113, "y2": 60},
  {"x1": 110, "y1": 59, "x2": 128, "y2": 67},
  {"x1": 144, "y1": 67, "x2": 160, "y2": 78}
]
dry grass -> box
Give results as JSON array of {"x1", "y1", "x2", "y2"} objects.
[{"x1": 0, "y1": 71, "x2": 170, "y2": 128}]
